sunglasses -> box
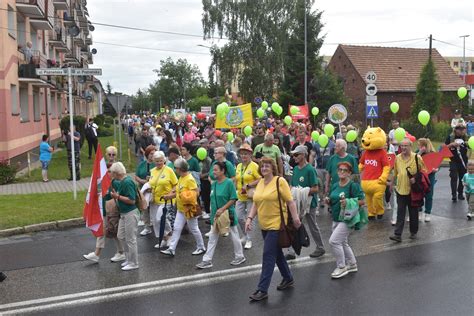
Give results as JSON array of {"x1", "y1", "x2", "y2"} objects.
[
  {"x1": 107, "y1": 153, "x2": 116, "y2": 156},
  {"x1": 337, "y1": 168, "x2": 349, "y2": 173}
]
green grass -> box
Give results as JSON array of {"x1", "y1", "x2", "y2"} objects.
[
  {"x1": 0, "y1": 191, "x2": 87, "y2": 229},
  {"x1": 17, "y1": 133, "x2": 136, "y2": 183}
]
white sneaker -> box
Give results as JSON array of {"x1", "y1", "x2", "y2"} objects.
[
  {"x1": 110, "y1": 253, "x2": 126, "y2": 262},
  {"x1": 391, "y1": 219, "x2": 396, "y2": 226},
  {"x1": 331, "y1": 267, "x2": 348, "y2": 279},
  {"x1": 191, "y1": 248, "x2": 206, "y2": 255},
  {"x1": 230, "y1": 257, "x2": 246, "y2": 266},
  {"x1": 419, "y1": 212, "x2": 424, "y2": 221},
  {"x1": 202, "y1": 213, "x2": 210, "y2": 219},
  {"x1": 244, "y1": 240, "x2": 252, "y2": 249},
  {"x1": 121, "y1": 260, "x2": 129, "y2": 267},
  {"x1": 121, "y1": 263, "x2": 139, "y2": 271},
  {"x1": 346, "y1": 263, "x2": 358, "y2": 273},
  {"x1": 205, "y1": 231, "x2": 212, "y2": 238},
  {"x1": 223, "y1": 232, "x2": 229, "y2": 237},
  {"x1": 424, "y1": 214, "x2": 431, "y2": 222},
  {"x1": 83, "y1": 252, "x2": 99, "y2": 263},
  {"x1": 140, "y1": 227, "x2": 152, "y2": 236},
  {"x1": 138, "y1": 220, "x2": 145, "y2": 226}
]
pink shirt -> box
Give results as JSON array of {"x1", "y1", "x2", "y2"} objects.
[{"x1": 183, "y1": 131, "x2": 196, "y2": 143}]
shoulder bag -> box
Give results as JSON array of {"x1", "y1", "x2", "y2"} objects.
[{"x1": 277, "y1": 177, "x2": 297, "y2": 248}]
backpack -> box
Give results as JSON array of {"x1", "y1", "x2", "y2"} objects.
[{"x1": 85, "y1": 124, "x2": 95, "y2": 139}]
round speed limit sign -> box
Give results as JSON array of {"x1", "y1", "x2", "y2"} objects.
[{"x1": 365, "y1": 71, "x2": 377, "y2": 84}]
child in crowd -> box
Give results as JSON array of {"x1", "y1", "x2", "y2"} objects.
[
  {"x1": 451, "y1": 110, "x2": 465, "y2": 129},
  {"x1": 462, "y1": 160, "x2": 474, "y2": 220}
]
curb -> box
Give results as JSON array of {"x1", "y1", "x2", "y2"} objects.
[{"x1": 0, "y1": 217, "x2": 85, "y2": 238}]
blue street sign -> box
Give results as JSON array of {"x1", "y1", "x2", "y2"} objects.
[
  {"x1": 366, "y1": 105, "x2": 378, "y2": 119},
  {"x1": 254, "y1": 97, "x2": 262, "y2": 105}
]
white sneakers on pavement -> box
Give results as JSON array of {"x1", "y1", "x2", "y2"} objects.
[
  {"x1": 191, "y1": 248, "x2": 206, "y2": 255},
  {"x1": 110, "y1": 253, "x2": 126, "y2": 262},
  {"x1": 244, "y1": 240, "x2": 252, "y2": 249},
  {"x1": 83, "y1": 252, "x2": 99, "y2": 263},
  {"x1": 331, "y1": 267, "x2": 349, "y2": 279},
  {"x1": 424, "y1": 214, "x2": 431, "y2": 222},
  {"x1": 121, "y1": 263, "x2": 139, "y2": 271},
  {"x1": 201, "y1": 213, "x2": 210, "y2": 220},
  {"x1": 140, "y1": 227, "x2": 152, "y2": 236}
]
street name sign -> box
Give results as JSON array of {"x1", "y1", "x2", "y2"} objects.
[{"x1": 36, "y1": 68, "x2": 102, "y2": 76}]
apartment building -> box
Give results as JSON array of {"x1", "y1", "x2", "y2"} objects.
[{"x1": 0, "y1": 0, "x2": 102, "y2": 166}]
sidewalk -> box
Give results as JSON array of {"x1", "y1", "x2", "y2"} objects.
[{"x1": 0, "y1": 178, "x2": 92, "y2": 195}]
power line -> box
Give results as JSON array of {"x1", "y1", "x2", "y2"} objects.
[
  {"x1": 94, "y1": 41, "x2": 209, "y2": 55},
  {"x1": 433, "y1": 38, "x2": 474, "y2": 52}
]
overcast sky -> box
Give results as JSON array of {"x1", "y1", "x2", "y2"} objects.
[{"x1": 87, "y1": 0, "x2": 473, "y2": 95}]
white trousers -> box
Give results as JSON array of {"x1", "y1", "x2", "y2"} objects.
[
  {"x1": 329, "y1": 221, "x2": 356, "y2": 268},
  {"x1": 203, "y1": 226, "x2": 244, "y2": 262},
  {"x1": 117, "y1": 210, "x2": 140, "y2": 266},
  {"x1": 150, "y1": 203, "x2": 172, "y2": 238},
  {"x1": 168, "y1": 211, "x2": 205, "y2": 252}
]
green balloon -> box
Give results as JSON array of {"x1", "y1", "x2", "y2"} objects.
[
  {"x1": 243, "y1": 125, "x2": 252, "y2": 137},
  {"x1": 458, "y1": 87, "x2": 468, "y2": 100},
  {"x1": 261, "y1": 101, "x2": 268, "y2": 110},
  {"x1": 271, "y1": 102, "x2": 280, "y2": 112},
  {"x1": 227, "y1": 132, "x2": 234, "y2": 142},
  {"x1": 324, "y1": 124, "x2": 335, "y2": 137},
  {"x1": 256, "y1": 108, "x2": 265, "y2": 118},
  {"x1": 284, "y1": 115, "x2": 292, "y2": 125},
  {"x1": 216, "y1": 103, "x2": 226, "y2": 115},
  {"x1": 318, "y1": 134, "x2": 329, "y2": 148},
  {"x1": 311, "y1": 131, "x2": 320, "y2": 141},
  {"x1": 311, "y1": 107, "x2": 319, "y2": 116},
  {"x1": 275, "y1": 106, "x2": 283, "y2": 116},
  {"x1": 390, "y1": 102, "x2": 399, "y2": 114},
  {"x1": 346, "y1": 130, "x2": 358, "y2": 142},
  {"x1": 290, "y1": 106, "x2": 299, "y2": 115},
  {"x1": 394, "y1": 127, "x2": 406, "y2": 142},
  {"x1": 196, "y1": 147, "x2": 208, "y2": 160},
  {"x1": 418, "y1": 110, "x2": 430, "y2": 126},
  {"x1": 469, "y1": 136, "x2": 474, "y2": 150}
]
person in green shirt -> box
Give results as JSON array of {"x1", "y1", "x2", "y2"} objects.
[
  {"x1": 327, "y1": 161, "x2": 364, "y2": 279},
  {"x1": 196, "y1": 161, "x2": 245, "y2": 269},
  {"x1": 166, "y1": 147, "x2": 180, "y2": 173},
  {"x1": 181, "y1": 143, "x2": 201, "y2": 188},
  {"x1": 106, "y1": 162, "x2": 140, "y2": 271},
  {"x1": 134, "y1": 145, "x2": 155, "y2": 236},
  {"x1": 325, "y1": 139, "x2": 359, "y2": 194},
  {"x1": 253, "y1": 133, "x2": 284, "y2": 175},
  {"x1": 209, "y1": 146, "x2": 236, "y2": 181},
  {"x1": 288, "y1": 145, "x2": 326, "y2": 259}
]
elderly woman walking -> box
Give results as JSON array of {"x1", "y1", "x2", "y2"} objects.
[
  {"x1": 161, "y1": 158, "x2": 206, "y2": 256},
  {"x1": 135, "y1": 145, "x2": 156, "y2": 235},
  {"x1": 107, "y1": 162, "x2": 140, "y2": 271},
  {"x1": 148, "y1": 151, "x2": 178, "y2": 249},
  {"x1": 245, "y1": 157, "x2": 301, "y2": 301}
]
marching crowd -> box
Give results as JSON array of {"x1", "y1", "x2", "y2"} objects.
[{"x1": 77, "y1": 112, "x2": 472, "y2": 301}]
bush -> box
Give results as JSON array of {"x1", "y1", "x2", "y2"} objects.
[
  {"x1": 97, "y1": 127, "x2": 113, "y2": 137},
  {"x1": 94, "y1": 114, "x2": 105, "y2": 126},
  {"x1": 0, "y1": 159, "x2": 17, "y2": 185},
  {"x1": 103, "y1": 123, "x2": 111, "y2": 128},
  {"x1": 401, "y1": 120, "x2": 451, "y2": 142},
  {"x1": 104, "y1": 115, "x2": 114, "y2": 124},
  {"x1": 432, "y1": 122, "x2": 451, "y2": 142}
]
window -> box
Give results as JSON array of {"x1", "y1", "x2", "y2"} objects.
[
  {"x1": 471, "y1": 62, "x2": 474, "y2": 72},
  {"x1": 40, "y1": 90, "x2": 45, "y2": 115},
  {"x1": 19, "y1": 86, "x2": 29, "y2": 122},
  {"x1": 8, "y1": 6, "x2": 15, "y2": 38},
  {"x1": 33, "y1": 89, "x2": 40, "y2": 121},
  {"x1": 49, "y1": 93, "x2": 55, "y2": 118},
  {"x1": 11, "y1": 85, "x2": 19, "y2": 115}
]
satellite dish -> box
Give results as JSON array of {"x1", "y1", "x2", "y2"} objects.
[
  {"x1": 91, "y1": 48, "x2": 97, "y2": 54},
  {"x1": 86, "y1": 95, "x2": 93, "y2": 103},
  {"x1": 68, "y1": 25, "x2": 80, "y2": 37},
  {"x1": 88, "y1": 25, "x2": 95, "y2": 32},
  {"x1": 78, "y1": 76, "x2": 86, "y2": 84}
]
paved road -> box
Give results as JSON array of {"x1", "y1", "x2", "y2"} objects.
[
  {"x1": 37, "y1": 235, "x2": 474, "y2": 316},
  {"x1": 0, "y1": 168, "x2": 473, "y2": 315}
]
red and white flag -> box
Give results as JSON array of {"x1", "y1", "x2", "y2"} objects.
[{"x1": 83, "y1": 144, "x2": 111, "y2": 237}]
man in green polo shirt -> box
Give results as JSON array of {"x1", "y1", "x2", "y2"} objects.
[{"x1": 253, "y1": 133, "x2": 283, "y2": 175}]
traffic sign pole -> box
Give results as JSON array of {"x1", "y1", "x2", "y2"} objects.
[{"x1": 68, "y1": 67, "x2": 77, "y2": 200}]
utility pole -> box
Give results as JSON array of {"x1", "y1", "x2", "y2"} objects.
[
  {"x1": 428, "y1": 34, "x2": 432, "y2": 60},
  {"x1": 460, "y1": 35, "x2": 470, "y2": 85},
  {"x1": 304, "y1": 2, "x2": 308, "y2": 105}
]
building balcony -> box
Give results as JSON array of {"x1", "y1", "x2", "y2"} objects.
[
  {"x1": 16, "y1": 0, "x2": 45, "y2": 17},
  {"x1": 62, "y1": 9, "x2": 76, "y2": 26},
  {"x1": 48, "y1": 26, "x2": 67, "y2": 50},
  {"x1": 85, "y1": 35, "x2": 92, "y2": 46},
  {"x1": 75, "y1": 3, "x2": 84, "y2": 17},
  {"x1": 53, "y1": 0, "x2": 69, "y2": 11}
]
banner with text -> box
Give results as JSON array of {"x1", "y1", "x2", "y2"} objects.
[{"x1": 215, "y1": 103, "x2": 254, "y2": 129}]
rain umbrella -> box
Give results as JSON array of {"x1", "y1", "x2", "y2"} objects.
[{"x1": 158, "y1": 198, "x2": 173, "y2": 247}]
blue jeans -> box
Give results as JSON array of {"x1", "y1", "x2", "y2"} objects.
[
  {"x1": 40, "y1": 160, "x2": 50, "y2": 170},
  {"x1": 422, "y1": 172, "x2": 437, "y2": 214},
  {"x1": 257, "y1": 230, "x2": 293, "y2": 293}
]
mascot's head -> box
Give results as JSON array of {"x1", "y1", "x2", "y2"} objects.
[{"x1": 361, "y1": 127, "x2": 386, "y2": 150}]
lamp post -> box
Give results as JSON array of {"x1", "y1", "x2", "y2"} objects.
[{"x1": 198, "y1": 44, "x2": 219, "y2": 100}]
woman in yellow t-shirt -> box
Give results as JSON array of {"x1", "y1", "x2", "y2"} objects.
[
  {"x1": 160, "y1": 158, "x2": 206, "y2": 256},
  {"x1": 235, "y1": 144, "x2": 261, "y2": 250},
  {"x1": 244, "y1": 157, "x2": 301, "y2": 302},
  {"x1": 148, "y1": 151, "x2": 178, "y2": 249}
]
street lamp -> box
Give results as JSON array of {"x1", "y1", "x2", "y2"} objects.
[{"x1": 197, "y1": 44, "x2": 219, "y2": 100}]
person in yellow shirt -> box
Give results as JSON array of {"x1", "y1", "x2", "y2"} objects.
[
  {"x1": 244, "y1": 157, "x2": 301, "y2": 302},
  {"x1": 160, "y1": 158, "x2": 206, "y2": 257},
  {"x1": 235, "y1": 144, "x2": 261, "y2": 250},
  {"x1": 148, "y1": 151, "x2": 178, "y2": 249},
  {"x1": 389, "y1": 138, "x2": 427, "y2": 242}
]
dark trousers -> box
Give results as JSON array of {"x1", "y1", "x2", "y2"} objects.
[
  {"x1": 200, "y1": 179, "x2": 211, "y2": 214},
  {"x1": 449, "y1": 162, "x2": 466, "y2": 198},
  {"x1": 87, "y1": 137, "x2": 98, "y2": 158},
  {"x1": 257, "y1": 230, "x2": 293, "y2": 293},
  {"x1": 67, "y1": 150, "x2": 80, "y2": 178},
  {"x1": 423, "y1": 173, "x2": 436, "y2": 214},
  {"x1": 394, "y1": 193, "x2": 419, "y2": 236}
]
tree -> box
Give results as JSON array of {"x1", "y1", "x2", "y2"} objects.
[
  {"x1": 412, "y1": 59, "x2": 442, "y2": 119},
  {"x1": 106, "y1": 81, "x2": 112, "y2": 95},
  {"x1": 132, "y1": 89, "x2": 152, "y2": 112},
  {"x1": 149, "y1": 57, "x2": 207, "y2": 109},
  {"x1": 187, "y1": 95, "x2": 215, "y2": 112}
]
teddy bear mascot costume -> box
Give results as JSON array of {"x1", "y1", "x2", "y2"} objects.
[{"x1": 359, "y1": 127, "x2": 391, "y2": 220}]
